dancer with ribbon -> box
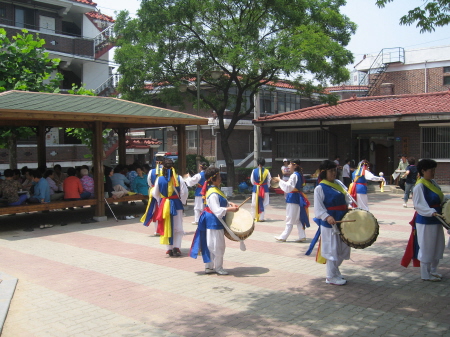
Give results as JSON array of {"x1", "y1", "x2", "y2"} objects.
[
  {"x1": 184, "y1": 162, "x2": 208, "y2": 225},
  {"x1": 401, "y1": 159, "x2": 446, "y2": 282},
  {"x1": 190, "y1": 167, "x2": 239, "y2": 275},
  {"x1": 306, "y1": 160, "x2": 352, "y2": 286},
  {"x1": 152, "y1": 158, "x2": 187, "y2": 257},
  {"x1": 348, "y1": 160, "x2": 384, "y2": 211},
  {"x1": 272, "y1": 159, "x2": 310, "y2": 242},
  {"x1": 251, "y1": 158, "x2": 271, "y2": 222},
  {"x1": 140, "y1": 160, "x2": 163, "y2": 236}
]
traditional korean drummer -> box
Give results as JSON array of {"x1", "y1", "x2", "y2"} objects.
[
  {"x1": 306, "y1": 160, "x2": 352, "y2": 286},
  {"x1": 189, "y1": 167, "x2": 239, "y2": 275}
]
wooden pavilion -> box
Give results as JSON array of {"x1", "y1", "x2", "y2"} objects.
[{"x1": 0, "y1": 90, "x2": 208, "y2": 220}]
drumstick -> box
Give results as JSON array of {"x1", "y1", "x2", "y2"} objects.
[
  {"x1": 237, "y1": 196, "x2": 251, "y2": 208},
  {"x1": 335, "y1": 220, "x2": 356, "y2": 223}
]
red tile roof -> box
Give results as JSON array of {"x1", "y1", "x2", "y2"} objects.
[
  {"x1": 73, "y1": 0, "x2": 97, "y2": 6},
  {"x1": 256, "y1": 91, "x2": 450, "y2": 122},
  {"x1": 85, "y1": 11, "x2": 115, "y2": 23},
  {"x1": 126, "y1": 137, "x2": 162, "y2": 149}
]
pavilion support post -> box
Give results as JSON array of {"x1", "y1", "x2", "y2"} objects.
[
  {"x1": 118, "y1": 127, "x2": 127, "y2": 166},
  {"x1": 93, "y1": 121, "x2": 106, "y2": 221},
  {"x1": 177, "y1": 125, "x2": 187, "y2": 175},
  {"x1": 37, "y1": 121, "x2": 46, "y2": 169}
]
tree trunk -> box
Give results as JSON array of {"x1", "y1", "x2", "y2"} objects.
[
  {"x1": 8, "y1": 133, "x2": 18, "y2": 170},
  {"x1": 220, "y1": 132, "x2": 236, "y2": 188}
]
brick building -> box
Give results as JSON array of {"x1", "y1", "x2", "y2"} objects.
[
  {"x1": 354, "y1": 45, "x2": 450, "y2": 96},
  {"x1": 254, "y1": 91, "x2": 450, "y2": 189}
]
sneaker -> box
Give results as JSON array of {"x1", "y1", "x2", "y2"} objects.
[
  {"x1": 326, "y1": 277, "x2": 347, "y2": 285},
  {"x1": 166, "y1": 249, "x2": 173, "y2": 257},
  {"x1": 152, "y1": 232, "x2": 160, "y2": 237},
  {"x1": 430, "y1": 273, "x2": 443, "y2": 279},
  {"x1": 216, "y1": 269, "x2": 229, "y2": 275},
  {"x1": 422, "y1": 276, "x2": 441, "y2": 282},
  {"x1": 205, "y1": 268, "x2": 216, "y2": 274},
  {"x1": 173, "y1": 248, "x2": 181, "y2": 256},
  {"x1": 191, "y1": 222, "x2": 198, "y2": 225},
  {"x1": 294, "y1": 238, "x2": 307, "y2": 243},
  {"x1": 403, "y1": 203, "x2": 407, "y2": 208},
  {"x1": 274, "y1": 236, "x2": 286, "y2": 242}
]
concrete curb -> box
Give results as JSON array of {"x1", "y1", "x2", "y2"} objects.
[{"x1": 0, "y1": 272, "x2": 18, "y2": 334}]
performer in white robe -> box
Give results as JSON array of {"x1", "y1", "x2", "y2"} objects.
[
  {"x1": 306, "y1": 160, "x2": 351, "y2": 286},
  {"x1": 152, "y1": 159, "x2": 187, "y2": 257},
  {"x1": 250, "y1": 158, "x2": 271, "y2": 222},
  {"x1": 412, "y1": 159, "x2": 445, "y2": 281},
  {"x1": 184, "y1": 163, "x2": 208, "y2": 225},
  {"x1": 350, "y1": 161, "x2": 384, "y2": 211},
  {"x1": 189, "y1": 167, "x2": 239, "y2": 275},
  {"x1": 272, "y1": 159, "x2": 310, "y2": 242}
]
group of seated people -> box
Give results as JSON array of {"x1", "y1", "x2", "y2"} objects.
[
  {"x1": 104, "y1": 163, "x2": 151, "y2": 199},
  {"x1": 0, "y1": 164, "x2": 96, "y2": 206},
  {"x1": 0, "y1": 162, "x2": 151, "y2": 206}
]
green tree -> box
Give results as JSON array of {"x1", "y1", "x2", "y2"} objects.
[
  {"x1": 64, "y1": 85, "x2": 111, "y2": 158},
  {"x1": 114, "y1": 0, "x2": 355, "y2": 186},
  {"x1": 376, "y1": 0, "x2": 450, "y2": 32},
  {"x1": 0, "y1": 28, "x2": 62, "y2": 169}
]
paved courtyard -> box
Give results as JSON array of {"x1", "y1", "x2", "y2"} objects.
[{"x1": 0, "y1": 191, "x2": 449, "y2": 336}]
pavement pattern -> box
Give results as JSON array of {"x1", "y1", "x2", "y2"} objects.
[{"x1": 0, "y1": 191, "x2": 449, "y2": 337}]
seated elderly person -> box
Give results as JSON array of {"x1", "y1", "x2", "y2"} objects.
[
  {"x1": 0, "y1": 169, "x2": 28, "y2": 206},
  {"x1": 80, "y1": 168, "x2": 94, "y2": 198},
  {"x1": 63, "y1": 167, "x2": 90, "y2": 200},
  {"x1": 44, "y1": 169, "x2": 64, "y2": 201},
  {"x1": 28, "y1": 170, "x2": 51, "y2": 204}
]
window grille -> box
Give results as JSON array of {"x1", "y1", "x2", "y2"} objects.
[
  {"x1": 187, "y1": 130, "x2": 197, "y2": 149},
  {"x1": 277, "y1": 130, "x2": 328, "y2": 159},
  {"x1": 421, "y1": 126, "x2": 450, "y2": 159}
]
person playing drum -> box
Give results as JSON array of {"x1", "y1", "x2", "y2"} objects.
[
  {"x1": 272, "y1": 159, "x2": 310, "y2": 242},
  {"x1": 251, "y1": 158, "x2": 271, "y2": 222},
  {"x1": 184, "y1": 162, "x2": 209, "y2": 225},
  {"x1": 407, "y1": 159, "x2": 446, "y2": 281},
  {"x1": 190, "y1": 167, "x2": 239, "y2": 275},
  {"x1": 306, "y1": 160, "x2": 351, "y2": 286},
  {"x1": 152, "y1": 158, "x2": 187, "y2": 257}
]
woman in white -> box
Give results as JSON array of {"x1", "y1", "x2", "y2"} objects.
[
  {"x1": 273, "y1": 159, "x2": 310, "y2": 242},
  {"x1": 313, "y1": 160, "x2": 351, "y2": 285},
  {"x1": 412, "y1": 159, "x2": 445, "y2": 281}
]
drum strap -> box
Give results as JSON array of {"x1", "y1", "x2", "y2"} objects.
[
  {"x1": 204, "y1": 207, "x2": 247, "y2": 251},
  {"x1": 327, "y1": 205, "x2": 347, "y2": 211}
]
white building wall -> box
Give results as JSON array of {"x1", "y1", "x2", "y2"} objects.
[
  {"x1": 82, "y1": 15, "x2": 100, "y2": 39},
  {"x1": 82, "y1": 56, "x2": 110, "y2": 90}
]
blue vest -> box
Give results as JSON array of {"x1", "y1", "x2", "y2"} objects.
[
  {"x1": 317, "y1": 182, "x2": 347, "y2": 228},
  {"x1": 156, "y1": 174, "x2": 183, "y2": 211},
  {"x1": 194, "y1": 171, "x2": 206, "y2": 197},
  {"x1": 286, "y1": 172, "x2": 304, "y2": 204},
  {"x1": 416, "y1": 183, "x2": 442, "y2": 225},
  {"x1": 352, "y1": 170, "x2": 367, "y2": 194},
  {"x1": 199, "y1": 190, "x2": 227, "y2": 230},
  {"x1": 252, "y1": 167, "x2": 269, "y2": 193},
  {"x1": 149, "y1": 169, "x2": 158, "y2": 186}
]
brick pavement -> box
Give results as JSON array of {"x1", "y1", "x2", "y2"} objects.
[{"x1": 0, "y1": 192, "x2": 449, "y2": 336}]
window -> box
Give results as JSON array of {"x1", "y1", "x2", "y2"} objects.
[
  {"x1": 444, "y1": 67, "x2": 450, "y2": 73},
  {"x1": 421, "y1": 126, "x2": 450, "y2": 159},
  {"x1": 187, "y1": 130, "x2": 197, "y2": 149},
  {"x1": 444, "y1": 76, "x2": 450, "y2": 85},
  {"x1": 15, "y1": 6, "x2": 35, "y2": 29},
  {"x1": 277, "y1": 129, "x2": 328, "y2": 159},
  {"x1": 0, "y1": 7, "x2": 6, "y2": 18},
  {"x1": 172, "y1": 134, "x2": 178, "y2": 146}
]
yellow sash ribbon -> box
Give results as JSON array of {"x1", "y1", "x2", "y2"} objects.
[
  {"x1": 416, "y1": 178, "x2": 444, "y2": 204},
  {"x1": 206, "y1": 186, "x2": 227, "y2": 200}
]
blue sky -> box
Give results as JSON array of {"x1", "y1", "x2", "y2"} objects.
[{"x1": 96, "y1": 0, "x2": 450, "y2": 68}]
